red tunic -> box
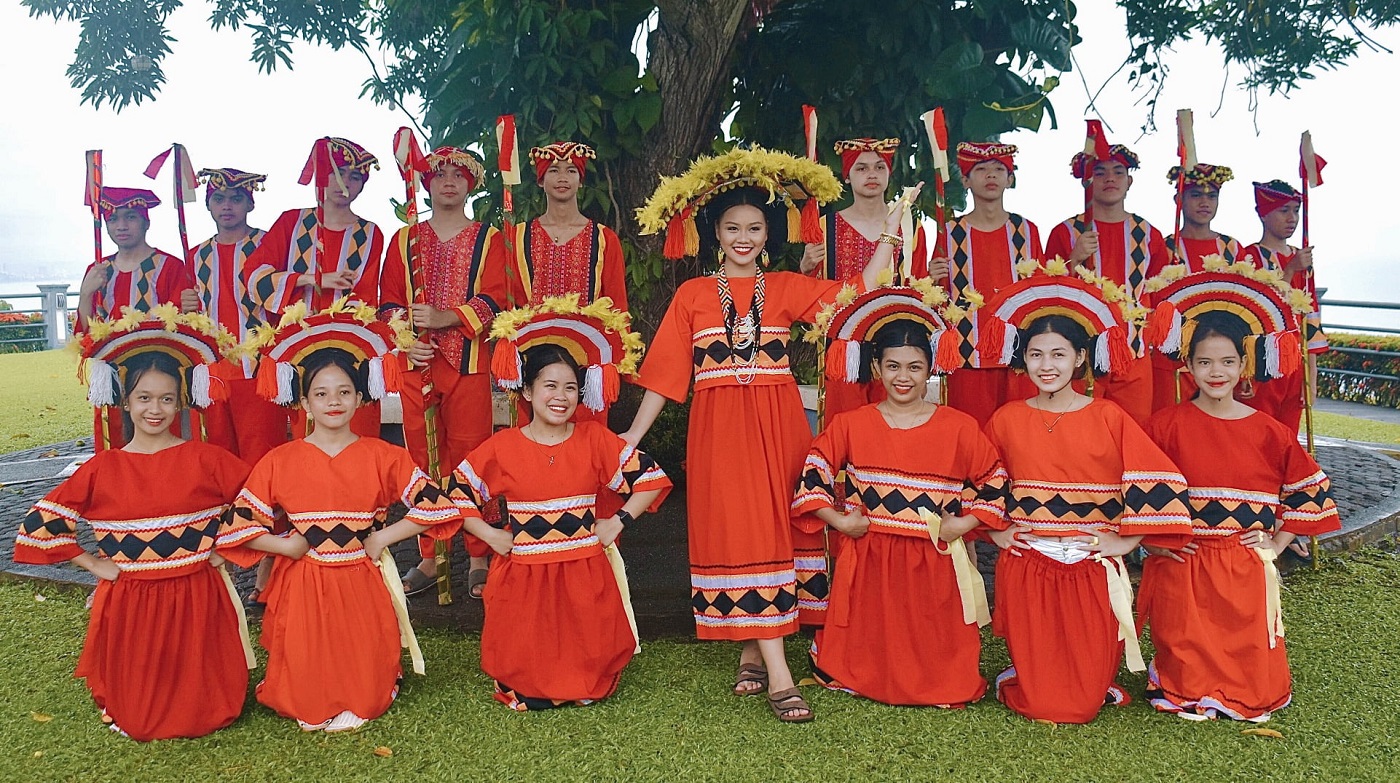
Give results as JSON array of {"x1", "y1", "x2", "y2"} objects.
[
  {"x1": 80, "y1": 249, "x2": 194, "y2": 329},
  {"x1": 1165, "y1": 233, "x2": 1243, "y2": 270},
  {"x1": 507, "y1": 219, "x2": 629, "y2": 311},
  {"x1": 217, "y1": 438, "x2": 463, "y2": 726},
  {"x1": 241, "y1": 208, "x2": 384, "y2": 317},
  {"x1": 940, "y1": 214, "x2": 1044, "y2": 426},
  {"x1": 14, "y1": 441, "x2": 250, "y2": 741},
  {"x1": 638, "y1": 271, "x2": 854, "y2": 639},
  {"x1": 1141, "y1": 403, "x2": 1339, "y2": 721},
  {"x1": 794, "y1": 405, "x2": 1007, "y2": 705},
  {"x1": 985, "y1": 399, "x2": 1192, "y2": 723},
  {"x1": 448, "y1": 423, "x2": 671, "y2": 709}
]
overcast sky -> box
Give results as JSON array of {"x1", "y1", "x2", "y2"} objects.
[{"x1": 1, "y1": 1, "x2": 1395, "y2": 324}]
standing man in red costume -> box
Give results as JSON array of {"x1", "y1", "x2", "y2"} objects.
[
  {"x1": 1152, "y1": 162, "x2": 1245, "y2": 411},
  {"x1": 381, "y1": 147, "x2": 510, "y2": 599},
  {"x1": 77, "y1": 186, "x2": 197, "y2": 451},
  {"x1": 800, "y1": 137, "x2": 929, "y2": 419},
  {"x1": 1164, "y1": 163, "x2": 1243, "y2": 269},
  {"x1": 504, "y1": 141, "x2": 629, "y2": 424},
  {"x1": 930, "y1": 142, "x2": 1043, "y2": 426},
  {"x1": 189, "y1": 168, "x2": 290, "y2": 461},
  {"x1": 242, "y1": 136, "x2": 385, "y2": 438},
  {"x1": 1239, "y1": 180, "x2": 1319, "y2": 431},
  {"x1": 1045, "y1": 144, "x2": 1169, "y2": 425}
]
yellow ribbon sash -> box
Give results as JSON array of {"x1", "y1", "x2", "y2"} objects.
[
  {"x1": 217, "y1": 563, "x2": 257, "y2": 669},
  {"x1": 921, "y1": 509, "x2": 991, "y2": 628},
  {"x1": 604, "y1": 542, "x2": 642, "y2": 654},
  {"x1": 1096, "y1": 554, "x2": 1146, "y2": 673},
  {"x1": 1255, "y1": 546, "x2": 1285, "y2": 648},
  {"x1": 378, "y1": 551, "x2": 426, "y2": 675}
]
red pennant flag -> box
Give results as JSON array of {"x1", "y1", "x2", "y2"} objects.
[{"x1": 802, "y1": 105, "x2": 819, "y2": 161}]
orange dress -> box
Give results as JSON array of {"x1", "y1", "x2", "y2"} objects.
[
  {"x1": 447, "y1": 423, "x2": 671, "y2": 709},
  {"x1": 1141, "y1": 403, "x2": 1340, "y2": 721},
  {"x1": 794, "y1": 405, "x2": 1008, "y2": 705},
  {"x1": 812, "y1": 213, "x2": 929, "y2": 419},
  {"x1": 940, "y1": 214, "x2": 1044, "y2": 426},
  {"x1": 638, "y1": 271, "x2": 854, "y2": 638},
  {"x1": 217, "y1": 438, "x2": 463, "y2": 726},
  {"x1": 14, "y1": 441, "x2": 250, "y2": 741},
  {"x1": 985, "y1": 399, "x2": 1192, "y2": 723}
]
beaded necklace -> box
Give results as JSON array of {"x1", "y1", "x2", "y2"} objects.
[{"x1": 716, "y1": 263, "x2": 765, "y2": 385}]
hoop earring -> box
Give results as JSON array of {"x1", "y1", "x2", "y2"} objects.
[{"x1": 760, "y1": 249, "x2": 770, "y2": 267}]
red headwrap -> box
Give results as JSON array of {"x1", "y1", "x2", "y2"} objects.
[
  {"x1": 1070, "y1": 144, "x2": 1140, "y2": 179},
  {"x1": 97, "y1": 187, "x2": 160, "y2": 219},
  {"x1": 1252, "y1": 180, "x2": 1302, "y2": 217},
  {"x1": 529, "y1": 142, "x2": 596, "y2": 184},
  {"x1": 298, "y1": 137, "x2": 378, "y2": 188},
  {"x1": 955, "y1": 142, "x2": 1017, "y2": 177},
  {"x1": 198, "y1": 168, "x2": 266, "y2": 202},
  {"x1": 422, "y1": 146, "x2": 486, "y2": 191},
  {"x1": 833, "y1": 138, "x2": 900, "y2": 180}
]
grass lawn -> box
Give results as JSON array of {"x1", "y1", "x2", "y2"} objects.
[
  {"x1": 1, "y1": 552, "x2": 1397, "y2": 782},
  {"x1": 0, "y1": 349, "x2": 89, "y2": 454},
  {"x1": 1313, "y1": 411, "x2": 1400, "y2": 445}
]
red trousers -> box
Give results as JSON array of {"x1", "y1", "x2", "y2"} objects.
[
  {"x1": 1247, "y1": 371, "x2": 1304, "y2": 433},
  {"x1": 203, "y1": 376, "x2": 291, "y2": 463},
  {"x1": 822, "y1": 379, "x2": 884, "y2": 422},
  {"x1": 1150, "y1": 352, "x2": 1195, "y2": 413},
  {"x1": 1077, "y1": 354, "x2": 1153, "y2": 426},
  {"x1": 405, "y1": 362, "x2": 495, "y2": 560},
  {"x1": 948, "y1": 368, "x2": 1035, "y2": 428}
]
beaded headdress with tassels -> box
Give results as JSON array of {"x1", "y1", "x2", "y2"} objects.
[
  {"x1": 807, "y1": 275, "x2": 969, "y2": 381},
  {"x1": 75, "y1": 305, "x2": 238, "y2": 409}
]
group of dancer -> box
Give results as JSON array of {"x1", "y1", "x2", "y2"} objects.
[{"x1": 15, "y1": 125, "x2": 1337, "y2": 740}]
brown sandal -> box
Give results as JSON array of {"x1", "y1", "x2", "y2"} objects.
[
  {"x1": 767, "y1": 687, "x2": 814, "y2": 723},
  {"x1": 733, "y1": 663, "x2": 768, "y2": 696},
  {"x1": 467, "y1": 568, "x2": 489, "y2": 600}
]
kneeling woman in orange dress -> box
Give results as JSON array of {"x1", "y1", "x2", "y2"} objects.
[
  {"x1": 15, "y1": 312, "x2": 253, "y2": 741},
  {"x1": 979, "y1": 264, "x2": 1193, "y2": 724},
  {"x1": 1139, "y1": 270, "x2": 1339, "y2": 722},
  {"x1": 217, "y1": 306, "x2": 465, "y2": 732},
  {"x1": 448, "y1": 300, "x2": 670, "y2": 710},
  {"x1": 794, "y1": 285, "x2": 1008, "y2": 706},
  {"x1": 625, "y1": 148, "x2": 920, "y2": 723}
]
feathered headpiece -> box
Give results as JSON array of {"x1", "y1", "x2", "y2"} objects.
[
  {"x1": 489, "y1": 295, "x2": 644, "y2": 413},
  {"x1": 636, "y1": 146, "x2": 843, "y2": 260},
  {"x1": 808, "y1": 278, "x2": 965, "y2": 381},
  {"x1": 978, "y1": 261, "x2": 1135, "y2": 376},
  {"x1": 239, "y1": 298, "x2": 415, "y2": 406},
  {"x1": 1142, "y1": 259, "x2": 1308, "y2": 380},
  {"x1": 76, "y1": 305, "x2": 236, "y2": 409}
]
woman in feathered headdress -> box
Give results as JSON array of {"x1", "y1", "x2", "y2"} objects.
[
  {"x1": 15, "y1": 313, "x2": 252, "y2": 741},
  {"x1": 1139, "y1": 272, "x2": 1339, "y2": 723},
  {"x1": 216, "y1": 306, "x2": 467, "y2": 732},
  {"x1": 979, "y1": 264, "x2": 1194, "y2": 724},
  {"x1": 447, "y1": 299, "x2": 669, "y2": 710},
  {"x1": 624, "y1": 147, "x2": 920, "y2": 723},
  {"x1": 794, "y1": 285, "x2": 1008, "y2": 706}
]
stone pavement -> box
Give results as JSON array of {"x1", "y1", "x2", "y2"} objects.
[{"x1": 4, "y1": 429, "x2": 1398, "y2": 640}]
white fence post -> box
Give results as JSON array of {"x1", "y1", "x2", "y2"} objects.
[{"x1": 37, "y1": 284, "x2": 70, "y2": 349}]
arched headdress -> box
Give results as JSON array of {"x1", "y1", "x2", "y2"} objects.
[
  {"x1": 241, "y1": 299, "x2": 415, "y2": 406},
  {"x1": 77, "y1": 305, "x2": 236, "y2": 409},
  {"x1": 490, "y1": 295, "x2": 644, "y2": 413},
  {"x1": 978, "y1": 261, "x2": 1135, "y2": 376},
  {"x1": 1143, "y1": 258, "x2": 1309, "y2": 380},
  {"x1": 636, "y1": 147, "x2": 843, "y2": 260},
  {"x1": 809, "y1": 278, "x2": 966, "y2": 381}
]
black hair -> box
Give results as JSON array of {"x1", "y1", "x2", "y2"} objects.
[
  {"x1": 859, "y1": 319, "x2": 932, "y2": 383},
  {"x1": 299, "y1": 347, "x2": 368, "y2": 399},
  {"x1": 697, "y1": 186, "x2": 789, "y2": 262},
  {"x1": 120, "y1": 352, "x2": 185, "y2": 406},
  {"x1": 1186, "y1": 311, "x2": 1249, "y2": 362},
  {"x1": 522, "y1": 343, "x2": 585, "y2": 389},
  {"x1": 1011, "y1": 314, "x2": 1092, "y2": 373},
  {"x1": 118, "y1": 352, "x2": 187, "y2": 440}
]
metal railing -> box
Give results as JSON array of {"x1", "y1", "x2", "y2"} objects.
[
  {"x1": 1318, "y1": 296, "x2": 1400, "y2": 387},
  {"x1": 0, "y1": 285, "x2": 73, "y2": 351}
]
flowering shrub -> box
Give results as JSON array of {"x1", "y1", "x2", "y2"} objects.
[
  {"x1": 1317, "y1": 332, "x2": 1400, "y2": 408},
  {"x1": 0, "y1": 308, "x2": 45, "y2": 354}
]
